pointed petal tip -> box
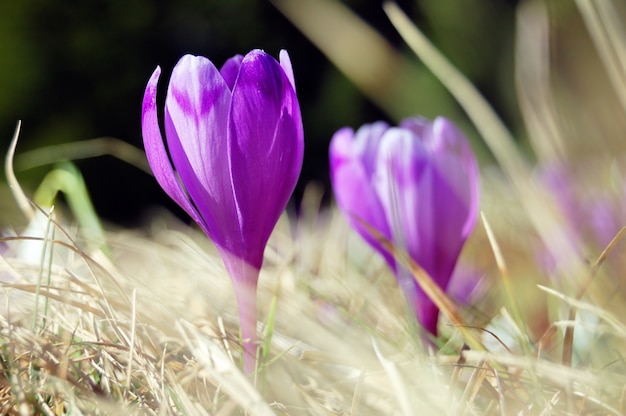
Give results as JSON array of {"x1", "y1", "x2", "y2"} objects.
[
  {"x1": 330, "y1": 126, "x2": 355, "y2": 147},
  {"x1": 220, "y1": 54, "x2": 244, "y2": 90},
  {"x1": 151, "y1": 65, "x2": 162, "y2": 80},
  {"x1": 329, "y1": 127, "x2": 356, "y2": 167},
  {"x1": 142, "y1": 66, "x2": 161, "y2": 114},
  {"x1": 279, "y1": 50, "x2": 296, "y2": 91},
  {"x1": 433, "y1": 116, "x2": 460, "y2": 136},
  {"x1": 142, "y1": 66, "x2": 162, "y2": 136},
  {"x1": 432, "y1": 116, "x2": 465, "y2": 141}
]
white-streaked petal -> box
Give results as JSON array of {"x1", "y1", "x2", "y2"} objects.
[{"x1": 141, "y1": 66, "x2": 206, "y2": 230}]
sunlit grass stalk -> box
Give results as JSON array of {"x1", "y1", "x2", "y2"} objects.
[
  {"x1": 382, "y1": 2, "x2": 524, "y2": 175},
  {"x1": 4, "y1": 121, "x2": 33, "y2": 220},
  {"x1": 537, "y1": 285, "x2": 626, "y2": 338},
  {"x1": 271, "y1": 0, "x2": 437, "y2": 121},
  {"x1": 575, "y1": 0, "x2": 626, "y2": 113},
  {"x1": 32, "y1": 207, "x2": 54, "y2": 333},
  {"x1": 481, "y1": 212, "x2": 532, "y2": 353},
  {"x1": 125, "y1": 289, "x2": 137, "y2": 394},
  {"x1": 15, "y1": 137, "x2": 152, "y2": 175},
  {"x1": 562, "y1": 226, "x2": 626, "y2": 365},
  {"x1": 372, "y1": 338, "x2": 413, "y2": 415},
  {"x1": 515, "y1": 0, "x2": 565, "y2": 162}
]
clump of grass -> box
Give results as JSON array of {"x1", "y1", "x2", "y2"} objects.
[{"x1": 0, "y1": 181, "x2": 625, "y2": 414}]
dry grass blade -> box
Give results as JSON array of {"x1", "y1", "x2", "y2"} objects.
[
  {"x1": 14, "y1": 137, "x2": 152, "y2": 175},
  {"x1": 354, "y1": 216, "x2": 485, "y2": 352},
  {"x1": 562, "y1": 226, "x2": 626, "y2": 366},
  {"x1": 480, "y1": 213, "x2": 531, "y2": 354},
  {"x1": 588, "y1": 226, "x2": 626, "y2": 282},
  {"x1": 4, "y1": 121, "x2": 33, "y2": 221},
  {"x1": 576, "y1": 0, "x2": 626, "y2": 113},
  {"x1": 371, "y1": 339, "x2": 412, "y2": 416},
  {"x1": 382, "y1": 2, "x2": 524, "y2": 176},
  {"x1": 537, "y1": 285, "x2": 626, "y2": 339},
  {"x1": 515, "y1": 0, "x2": 566, "y2": 162},
  {"x1": 271, "y1": 0, "x2": 448, "y2": 120}
]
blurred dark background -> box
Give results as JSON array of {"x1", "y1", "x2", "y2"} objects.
[{"x1": 0, "y1": 0, "x2": 520, "y2": 227}]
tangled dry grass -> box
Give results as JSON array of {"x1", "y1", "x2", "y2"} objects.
[{"x1": 0, "y1": 179, "x2": 625, "y2": 415}]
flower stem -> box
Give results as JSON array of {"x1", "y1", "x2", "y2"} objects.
[{"x1": 222, "y1": 252, "x2": 260, "y2": 377}]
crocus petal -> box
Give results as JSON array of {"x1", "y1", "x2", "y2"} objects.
[
  {"x1": 352, "y1": 121, "x2": 390, "y2": 178},
  {"x1": 447, "y1": 264, "x2": 485, "y2": 306},
  {"x1": 164, "y1": 54, "x2": 239, "y2": 241},
  {"x1": 375, "y1": 122, "x2": 477, "y2": 285},
  {"x1": 330, "y1": 125, "x2": 394, "y2": 267},
  {"x1": 399, "y1": 116, "x2": 431, "y2": 138},
  {"x1": 373, "y1": 128, "x2": 438, "y2": 327},
  {"x1": 374, "y1": 127, "x2": 432, "y2": 269},
  {"x1": 429, "y1": 117, "x2": 480, "y2": 237},
  {"x1": 220, "y1": 54, "x2": 243, "y2": 90},
  {"x1": 141, "y1": 66, "x2": 205, "y2": 229},
  {"x1": 279, "y1": 49, "x2": 296, "y2": 92},
  {"x1": 227, "y1": 49, "x2": 304, "y2": 269},
  {"x1": 588, "y1": 197, "x2": 619, "y2": 247}
]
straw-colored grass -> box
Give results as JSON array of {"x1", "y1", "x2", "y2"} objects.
[{"x1": 0, "y1": 177, "x2": 625, "y2": 415}]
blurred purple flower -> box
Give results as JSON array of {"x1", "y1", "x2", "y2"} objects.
[
  {"x1": 330, "y1": 117, "x2": 479, "y2": 335},
  {"x1": 540, "y1": 164, "x2": 625, "y2": 249},
  {"x1": 142, "y1": 50, "x2": 304, "y2": 374},
  {"x1": 536, "y1": 163, "x2": 626, "y2": 279}
]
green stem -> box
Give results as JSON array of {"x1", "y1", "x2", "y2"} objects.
[{"x1": 33, "y1": 162, "x2": 107, "y2": 252}]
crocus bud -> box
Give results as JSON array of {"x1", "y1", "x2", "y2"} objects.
[
  {"x1": 142, "y1": 50, "x2": 304, "y2": 374},
  {"x1": 329, "y1": 117, "x2": 479, "y2": 335}
]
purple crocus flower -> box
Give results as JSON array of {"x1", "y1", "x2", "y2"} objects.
[
  {"x1": 540, "y1": 163, "x2": 625, "y2": 249},
  {"x1": 142, "y1": 50, "x2": 304, "y2": 374},
  {"x1": 329, "y1": 117, "x2": 479, "y2": 335}
]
